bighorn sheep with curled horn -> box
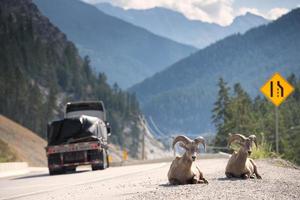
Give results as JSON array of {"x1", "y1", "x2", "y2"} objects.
[
  {"x1": 225, "y1": 133, "x2": 262, "y2": 179},
  {"x1": 168, "y1": 135, "x2": 208, "y2": 184}
]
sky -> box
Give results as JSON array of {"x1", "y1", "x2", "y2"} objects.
[{"x1": 81, "y1": 0, "x2": 300, "y2": 26}]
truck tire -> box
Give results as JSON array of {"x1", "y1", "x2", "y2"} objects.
[
  {"x1": 92, "y1": 150, "x2": 107, "y2": 170},
  {"x1": 49, "y1": 168, "x2": 65, "y2": 175},
  {"x1": 106, "y1": 153, "x2": 110, "y2": 168}
]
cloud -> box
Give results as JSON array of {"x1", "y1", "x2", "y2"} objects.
[
  {"x1": 237, "y1": 7, "x2": 289, "y2": 20},
  {"x1": 267, "y1": 8, "x2": 289, "y2": 20},
  {"x1": 82, "y1": 0, "x2": 235, "y2": 26},
  {"x1": 82, "y1": 1, "x2": 291, "y2": 25}
]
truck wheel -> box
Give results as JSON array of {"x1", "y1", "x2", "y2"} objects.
[
  {"x1": 106, "y1": 153, "x2": 110, "y2": 168},
  {"x1": 101, "y1": 150, "x2": 108, "y2": 169},
  {"x1": 49, "y1": 168, "x2": 65, "y2": 175},
  {"x1": 92, "y1": 150, "x2": 107, "y2": 170}
]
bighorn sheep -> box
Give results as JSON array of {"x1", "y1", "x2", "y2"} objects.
[
  {"x1": 225, "y1": 133, "x2": 262, "y2": 179},
  {"x1": 168, "y1": 135, "x2": 208, "y2": 184}
]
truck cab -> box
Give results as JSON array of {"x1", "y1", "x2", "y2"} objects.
[
  {"x1": 65, "y1": 101, "x2": 111, "y2": 135},
  {"x1": 65, "y1": 101, "x2": 107, "y2": 121}
]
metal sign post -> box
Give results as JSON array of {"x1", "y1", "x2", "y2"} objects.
[
  {"x1": 275, "y1": 106, "x2": 279, "y2": 153},
  {"x1": 260, "y1": 72, "x2": 294, "y2": 154}
]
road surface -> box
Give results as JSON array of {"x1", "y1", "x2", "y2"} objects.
[{"x1": 0, "y1": 158, "x2": 299, "y2": 200}]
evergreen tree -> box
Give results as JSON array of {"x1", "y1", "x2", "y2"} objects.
[
  {"x1": 212, "y1": 76, "x2": 300, "y2": 165},
  {"x1": 212, "y1": 78, "x2": 230, "y2": 146},
  {"x1": 226, "y1": 83, "x2": 254, "y2": 134}
]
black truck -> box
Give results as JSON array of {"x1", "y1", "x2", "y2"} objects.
[{"x1": 46, "y1": 101, "x2": 111, "y2": 175}]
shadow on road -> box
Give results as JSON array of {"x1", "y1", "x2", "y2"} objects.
[
  {"x1": 217, "y1": 177, "x2": 242, "y2": 181},
  {"x1": 12, "y1": 170, "x2": 90, "y2": 180},
  {"x1": 12, "y1": 173, "x2": 49, "y2": 180},
  {"x1": 159, "y1": 183, "x2": 178, "y2": 187}
]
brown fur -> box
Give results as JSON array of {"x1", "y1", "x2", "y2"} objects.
[
  {"x1": 168, "y1": 136, "x2": 208, "y2": 184},
  {"x1": 225, "y1": 134, "x2": 262, "y2": 179}
]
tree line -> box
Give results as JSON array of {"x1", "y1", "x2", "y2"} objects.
[{"x1": 212, "y1": 74, "x2": 300, "y2": 164}]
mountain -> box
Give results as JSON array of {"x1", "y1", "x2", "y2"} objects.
[
  {"x1": 34, "y1": 0, "x2": 196, "y2": 89},
  {"x1": 0, "y1": 115, "x2": 47, "y2": 166},
  {"x1": 0, "y1": 0, "x2": 150, "y2": 157},
  {"x1": 230, "y1": 12, "x2": 269, "y2": 33},
  {"x1": 130, "y1": 9, "x2": 300, "y2": 135},
  {"x1": 96, "y1": 3, "x2": 269, "y2": 49}
]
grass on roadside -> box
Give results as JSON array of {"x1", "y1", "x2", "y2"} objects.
[
  {"x1": 228, "y1": 134, "x2": 277, "y2": 160},
  {"x1": 251, "y1": 140, "x2": 277, "y2": 159},
  {"x1": 0, "y1": 139, "x2": 17, "y2": 163}
]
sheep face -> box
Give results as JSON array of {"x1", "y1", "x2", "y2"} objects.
[
  {"x1": 242, "y1": 138, "x2": 255, "y2": 156},
  {"x1": 228, "y1": 133, "x2": 257, "y2": 156},
  {"x1": 179, "y1": 142, "x2": 199, "y2": 161},
  {"x1": 172, "y1": 135, "x2": 206, "y2": 162}
]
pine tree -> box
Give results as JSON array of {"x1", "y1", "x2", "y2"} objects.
[
  {"x1": 212, "y1": 78, "x2": 230, "y2": 146},
  {"x1": 226, "y1": 83, "x2": 254, "y2": 134},
  {"x1": 212, "y1": 76, "x2": 300, "y2": 165}
]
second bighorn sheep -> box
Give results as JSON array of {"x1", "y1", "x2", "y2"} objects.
[
  {"x1": 225, "y1": 133, "x2": 262, "y2": 179},
  {"x1": 168, "y1": 135, "x2": 208, "y2": 184}
]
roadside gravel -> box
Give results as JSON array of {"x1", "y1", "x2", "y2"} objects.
[
  {"x1": 3, "y1": 158, "x2": 299, "y2": 200},
  {"x1": 129, "y1": 159, "x2": 300, "y2": 200}
]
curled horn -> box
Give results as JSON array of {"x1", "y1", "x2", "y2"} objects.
[
  {"x1": 228, "y1": 133, "x2": 246, "y2": 147},
  {"x1": 172, "y1": 135, "x2": 192, "y2": 149},
  {"x1": 194, "y1": 136, "x2": 206, "y2": 151},
  {"x1": 248, "y1": 135, "x2": 257, "y2": 147}
]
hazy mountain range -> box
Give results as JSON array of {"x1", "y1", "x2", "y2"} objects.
[
  {"x1": 34, "y1": 0, "x2": 196, "y2": 89},
  {"x1": 1, "y1": 0, "x2": 147, "y2": 156},
  {"x1": 96, "y1": 3, "x2": 269, "y2": 49},
  {"x1": 130, "y1": 8, "x2": 300, "y2": 135}
]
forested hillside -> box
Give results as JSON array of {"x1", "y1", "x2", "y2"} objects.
[
  {"x1": 131, "y1": 8, "x2": 300, "y2": 135},
  {"x1": 0, "y1": 0, "x2": 142, "y2": 157},
  {"x1": 34, "y1": 0, "x2": 196, "y2": 88},
  {"x1": 213, "y1": 75, "x2": 300, "y2": 164}
]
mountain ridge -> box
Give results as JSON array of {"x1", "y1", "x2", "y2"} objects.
[
  {"x1": 34, "y1": 0, "x2": 196, "y2": 88},
  {"x1": 130, "y1": 8, "x2": 300, "y2": 135},
  {"x1": 95, "y1": 2, "x2": 269, "y2": 49}
]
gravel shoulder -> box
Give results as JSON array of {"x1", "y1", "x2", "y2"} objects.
[{"x1": 129, "y1": 159, "x2": 300, "y2": 200}]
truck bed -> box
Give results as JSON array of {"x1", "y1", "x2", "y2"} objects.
[{"x1": 46, "y1": 141, "x2": 105, "y2": 169}]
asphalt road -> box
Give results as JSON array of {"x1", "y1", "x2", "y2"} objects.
[{"x1": 0, "y1": 158, "x2": 299, "y2": 200}]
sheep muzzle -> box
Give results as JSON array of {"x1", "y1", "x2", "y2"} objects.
[{"x1": 192, "y1": 155, "x2": 196, "y2": 161}]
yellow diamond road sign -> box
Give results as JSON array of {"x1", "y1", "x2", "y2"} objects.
[{"x1": 260, "y1": 72, "x2": 294, "y2": 106}]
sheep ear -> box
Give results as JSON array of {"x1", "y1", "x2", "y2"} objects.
[{"x1": 178, "y1": 142, "x2": 187, "y2": 150}]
